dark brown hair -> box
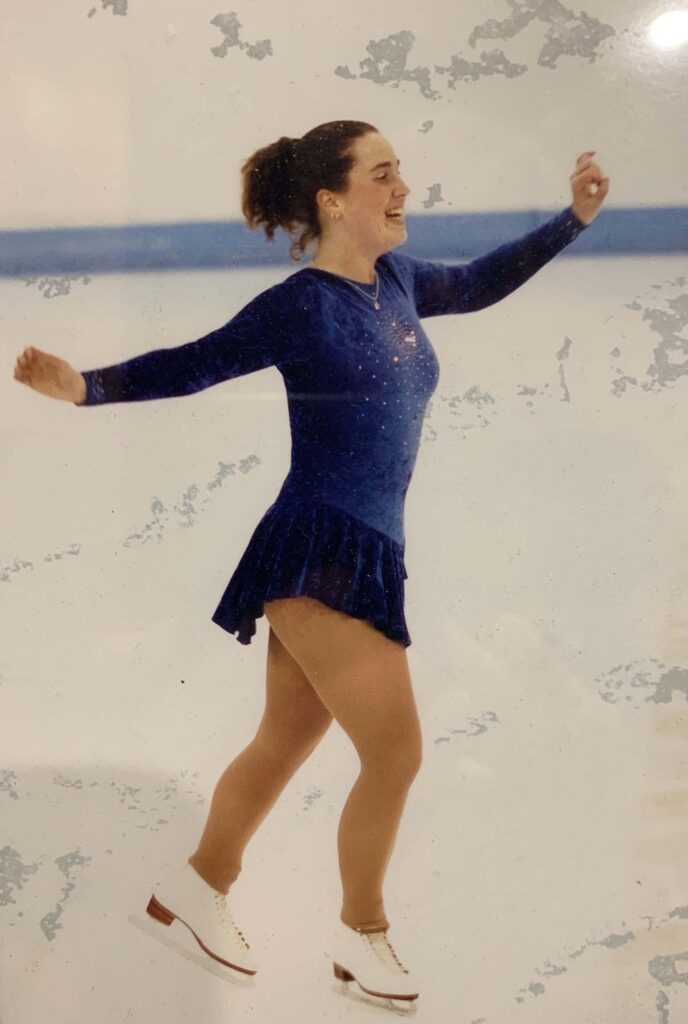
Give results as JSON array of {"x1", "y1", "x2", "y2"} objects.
[{"x1": 241, "y1": 119, "x2": 378, "y2": 261}]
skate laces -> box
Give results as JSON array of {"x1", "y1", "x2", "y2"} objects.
[
  {"x1": 213, "y1": 891, "x2": 249, "y2": 949},
  {"x1": 363, "y1": 931, "x2": 408, "y2": 973}
]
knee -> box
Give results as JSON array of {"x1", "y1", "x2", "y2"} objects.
[
  {"x1": 399, "y1": 738, "x2": 423, "y2": 781},
  {"x1": 362, "y1": 729, "x2": 423, "y2": 783}
]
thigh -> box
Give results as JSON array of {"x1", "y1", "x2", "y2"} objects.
[
  {"x1": 254, "y1": 625, "x2": 333, "y2": 759},
  {"x1": 264, "y1": 597, "x2": 422, "y2": 769}
]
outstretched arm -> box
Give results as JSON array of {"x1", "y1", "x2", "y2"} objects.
[
  {"x1": 407, "y1": 150, "x2": 609, "y2": 319},
  {"x1": 14, "y1": 280, "x2": 303, "y2": 406},
  {"x1": 77, "y1": 283, "x2": 294, "y2": 405},
  {"x1": 409, "y1": 204, "x2": 589, "y2": 318}
]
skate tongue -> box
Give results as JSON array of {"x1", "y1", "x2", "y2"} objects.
[{"x1": 364, "y1": 931, "x2": 408, "y2": 972}]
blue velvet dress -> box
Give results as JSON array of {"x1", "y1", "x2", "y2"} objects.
[{"x1": 77, "y1": 206, "x2": 588, "y2": 646}]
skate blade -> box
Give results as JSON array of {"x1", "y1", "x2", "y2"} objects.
[
  {"x1": 129, "y1": 912, "x2": 256, "y2": 987},
  {"x1": 331, "y1": 971, "x2": 419, "y2": 1014},
  {"x1": 332, "y1": 984, "x2": 419, "y2": 1015}
]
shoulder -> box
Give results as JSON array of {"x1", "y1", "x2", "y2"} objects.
[
  {"x1": 250, "y1": 270, "x2": 323, "y2": 365},
  {"x1": 378, "y1": 249, "x2": 419, "y2": 287},
  {"x1": 377, "y1": 250, "x2": 420, "y2": 299},
  {"x1": 279, "y1": 267, "x2": 323, "y2": 309},
  {"x1": 261, "y1": 267, "x2": 323, "y2": 316},
  {"x1": 231, "y1": 269, "x2": 322, "y2": 326}
]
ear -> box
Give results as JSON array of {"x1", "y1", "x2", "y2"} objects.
[{"x1": 315, "y1": 188, "x2": 341, "y2": 218}]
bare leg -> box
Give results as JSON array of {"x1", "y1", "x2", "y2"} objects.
[
  {"x1": 264, "y1": 596, "x2": 423, "y2": 933},
  {"x1": 189, "y1": 626, "x2": 333, "y2": 893}
]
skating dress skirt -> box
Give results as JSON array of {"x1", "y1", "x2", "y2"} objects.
[{"x1": 77, "y1": 206, "x2": 587, "y2": 647}]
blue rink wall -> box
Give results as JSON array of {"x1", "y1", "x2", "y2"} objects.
[{"x1": 1, "y1": 204, "x2": 687, "y2": 277}]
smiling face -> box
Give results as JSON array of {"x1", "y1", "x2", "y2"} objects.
[{"x1": 315, "y1": 132, "x2": 411, "y2": 258}]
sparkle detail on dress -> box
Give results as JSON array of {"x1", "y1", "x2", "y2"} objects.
[
  {"x1": 86, "y1": 369, "x2": 106, "y2": 404},
  {"x1": 75, "y1": 206, "x2": 588, "y2": 648}
]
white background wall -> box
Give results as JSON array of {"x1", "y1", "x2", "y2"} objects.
[
  {"x1": 2, "y1": 3, "x2": 688, "y2": 1023},
  {"x1": 2, "y1": 0, "x2": 686, "y2": 230}
]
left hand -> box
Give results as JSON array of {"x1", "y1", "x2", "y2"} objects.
[{"x1": 570, "y1": 151, "x2": 609, "y2": 225}]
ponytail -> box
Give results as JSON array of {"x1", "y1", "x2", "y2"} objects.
[{"x1": 240, "y1": 120, "x2": 377, "y2": 261}]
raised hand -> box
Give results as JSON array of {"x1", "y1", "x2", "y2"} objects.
[
  {"x1": 570, "y1": 151, "x2": 609, "y2": 226},
  {"x1": 13, "y1": 346, "x2": 87, "y2": 404}
]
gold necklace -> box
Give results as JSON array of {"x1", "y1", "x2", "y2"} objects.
[{"x1": 334, "y1": 270, "x2": 380, "y2": 309}]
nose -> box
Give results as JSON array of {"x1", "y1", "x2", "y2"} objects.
[{"x1": 395, "y1": 174, "x2": 411, "y2": 198}]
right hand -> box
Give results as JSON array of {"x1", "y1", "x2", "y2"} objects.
[{"x1": 13, "y1": 346, "x2": 87, "y2": 404}]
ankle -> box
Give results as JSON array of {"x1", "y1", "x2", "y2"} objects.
[
  {"x1": 187, "y1": 854, "x2": 233, "y2": 895},
  {"x1": 340, "y1": 912, "x2": 390, "y2": 934}
]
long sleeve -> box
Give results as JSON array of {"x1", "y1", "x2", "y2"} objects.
[
  {"x1": 397, "y1": 205, "x2": 589, "y2": 319},
  {"x1": 76, "y1": 279, "x2": 308, "y2": 406}
]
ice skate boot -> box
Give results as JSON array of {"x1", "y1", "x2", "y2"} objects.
[
  {"x1": 329, "y1": 921, "x2": 419, "y2": 1002},
  {"x1": 146, "y1": 861, "x2": 257, "y2": 975}
]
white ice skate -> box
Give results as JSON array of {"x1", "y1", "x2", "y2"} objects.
[
  {"x1": 329, "y1": 921, "x2": 419, "y2": 1002},
  {"x1": 145, "y1": 861, "x2": 258, "y2": 976}
]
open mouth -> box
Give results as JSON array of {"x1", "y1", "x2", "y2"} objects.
[{"x1": 385, "y1": 210, "x2": 405, "y2": 224}]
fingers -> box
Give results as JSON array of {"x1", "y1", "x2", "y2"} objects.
[
  {"x1": 13, "y1": 346, "x2": 41, "y2": 384},
  {"x1": 14, "y1": 346, "x2": 31, "y2": 374},
  {"x1": 16, "y1": 345, "x2": 37, "y2": 365},
  {"x1": 572, "y1": 157, "x2": 598, "y2": 177},
  {"x1": 575, "y1": 168, "x2": 608, "y2": 193},
  {"x1": 14, "y1": 348, "x2": 30, "y2": 382},
  {"x1": 569, "y1": 150, "x2": 610, "y2": 217},
  {"x1": 572, "y1": 151, "x2": 607, "y2": 181},
  {"x1": 571, "y1": 160, "x2": 605, "y2": 188},
  {"x1": 573, "y1": 151, "x2": 597, "y2": 172}
]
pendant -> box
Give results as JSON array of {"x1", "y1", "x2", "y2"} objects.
[{"x1": 374, "y1": 301, "x2": 380, "y2": 310}]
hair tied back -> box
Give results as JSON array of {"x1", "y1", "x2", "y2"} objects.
[
  {"x1": 240, "y1": 119, "x2": 377, "y2": 261},
  {"x1": 286, "y1": 136, "x2": 303, "y2": 166}
]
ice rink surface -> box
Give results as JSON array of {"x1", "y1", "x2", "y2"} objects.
[
  {"x1": 3, "y1": 254, "x2": 687, "y2": 1023},
  {"x1": 2, "y1": 0, "x2": 687, "y2": 1019}
]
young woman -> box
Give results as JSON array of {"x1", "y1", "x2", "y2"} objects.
[{"x1": 13, "y1": 120, "x2": 608, "y2": 1003}]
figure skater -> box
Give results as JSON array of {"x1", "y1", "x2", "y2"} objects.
[{"x1": 13, "y1": 120, "x2": 608, "y2": 1003}]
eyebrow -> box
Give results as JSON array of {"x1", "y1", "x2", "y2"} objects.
[{"x1": 370, "y1": 159, "x2": 401, "y2": 172}]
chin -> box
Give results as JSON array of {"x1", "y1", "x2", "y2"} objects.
[{"x1": 381, "y1": 227, "x2": 408, "y2": 252}]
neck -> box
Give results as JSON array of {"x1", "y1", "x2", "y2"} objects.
[{"x1": 310, "y1": 236, "x2": 380, "y2": 284}]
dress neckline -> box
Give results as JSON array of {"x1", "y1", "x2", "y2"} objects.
[{"x1": 300, "y1": 263, "x2": 382, "y2": 288}]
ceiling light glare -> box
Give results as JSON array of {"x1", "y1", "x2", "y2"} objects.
[{"x1": 648, "y1": 9, "x2": 688, "y2": 47}]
